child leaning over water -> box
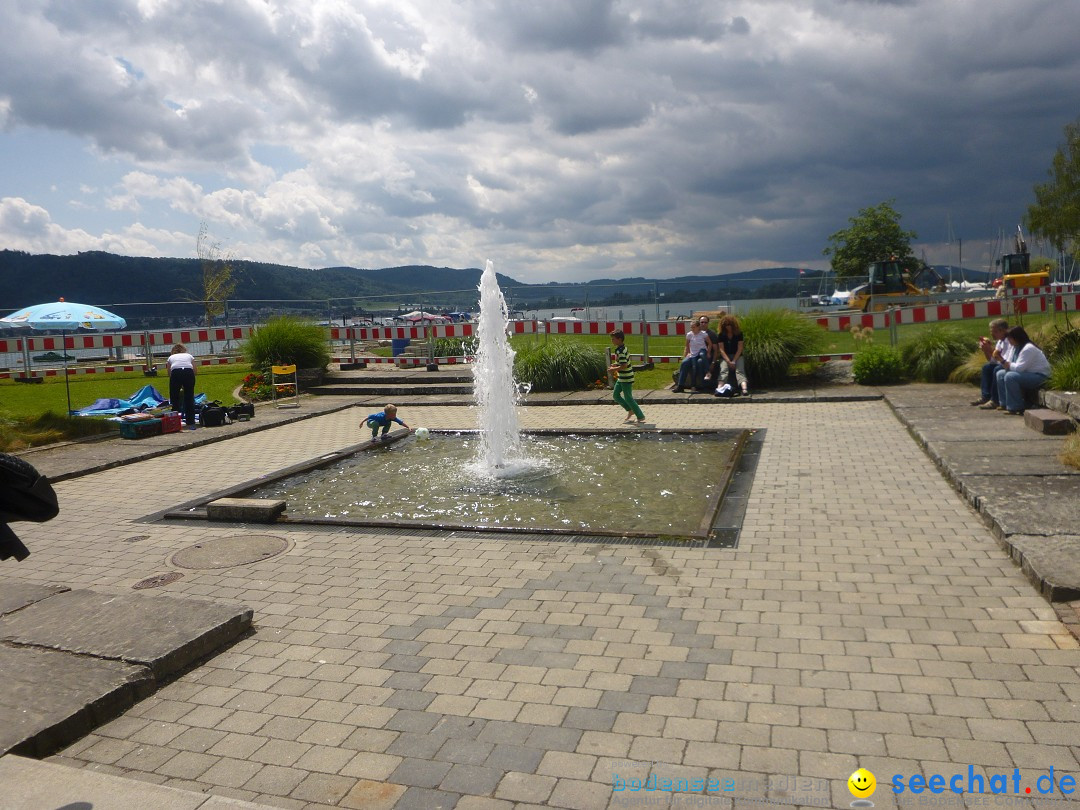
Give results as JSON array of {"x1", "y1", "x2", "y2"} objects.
[{"x1": 365, "y1": 404, "x2": 409, "y2": 441}]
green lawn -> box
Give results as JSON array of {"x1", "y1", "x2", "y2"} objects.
[{"x1": 0, "y1": 364, "x2": 251, "y2": 420}]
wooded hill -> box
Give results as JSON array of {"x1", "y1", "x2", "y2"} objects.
[{"x1": 0, "y1": 250, "x2": 816, "y2": 325}]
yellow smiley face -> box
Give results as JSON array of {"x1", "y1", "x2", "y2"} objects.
[{"x1": 848, "y1": 768, "x2": 876, "y2": 798}]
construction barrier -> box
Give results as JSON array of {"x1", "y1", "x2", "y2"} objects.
[
  {"x1": 814, "y1": 287, "x2": 1080, "y2": 332},
  {"x1": 0, "y1": 356, "x2": 243, "y2": 381}
]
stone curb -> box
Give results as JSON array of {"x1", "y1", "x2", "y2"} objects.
[
  {"x1": 884, "y1": 390, "x2": 1080, "y2": 603},
  {"x1": 0, "y1": 584, "x2": 252, "y2": 757}
]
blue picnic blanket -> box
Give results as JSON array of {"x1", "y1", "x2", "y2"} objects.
[{"x1": 74, "y1": 385, "x2": 207, "y2": 416}]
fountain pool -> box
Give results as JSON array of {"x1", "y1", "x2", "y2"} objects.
[{"x1": 223, "y1": 428, "x2": 755, "y2": 545}]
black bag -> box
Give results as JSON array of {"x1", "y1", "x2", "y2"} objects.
[
  {"x1": 0, "y1": 454, "x2": 60, "y2": 562},
  {"x1": 201, "y1": 406, "x2": 227, "y2": 427},
  {"x1": 227, "y1": 402, "x2": 255, "y2": 420}
]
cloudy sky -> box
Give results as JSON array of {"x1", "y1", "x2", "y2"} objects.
[{"x1": 1, "y1": 0, "x2": 1077, "y2": 283}]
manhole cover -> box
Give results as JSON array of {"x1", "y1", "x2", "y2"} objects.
[
  {"x1": 170, "y1": 534, "x2": 289, "y2": 570},
  {"x1": 133, "y1": 571, "x2": 184, "y2": 589},
  {"x1": 123, "y1": 535, "x2": 150, "y2": 543}
]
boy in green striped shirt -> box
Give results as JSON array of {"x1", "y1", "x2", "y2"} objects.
[{"x1": 609, "y1": 330, "x2": 646, "y2": 423}]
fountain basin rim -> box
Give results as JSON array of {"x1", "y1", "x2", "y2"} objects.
[{"x1": 152, "y1": 427, "x2": 755, "y2": 548}]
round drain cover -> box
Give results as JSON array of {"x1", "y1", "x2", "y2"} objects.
[
  {"x1": 170, "y1": 534, "x2": 288, "y2": 570},
  {"x1": 133, "y1": 571, "x2": 184, "y2": 589}
]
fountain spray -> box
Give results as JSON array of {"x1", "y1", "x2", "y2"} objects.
[{"x1": 472, "y1": 260, "x2": 523, "y2": 472}]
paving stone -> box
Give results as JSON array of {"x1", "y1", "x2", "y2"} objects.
[{"x1": 389, "y1": 757, "x2": 452, "y2": 788}]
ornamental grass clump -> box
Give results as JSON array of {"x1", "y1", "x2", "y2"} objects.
[
  {"x1": 852, "y1": 344, "x2": 905, "y2": 385},
  {"x1": 947, "y1": 350, "x2": 985, "y2": 385},
  {"x1": 1049, "y1": 348, "x2": 1080, "y2": 392},
  {"x1": 242, "y1": 316, "x2": 330, "y2": 373},
  {"x1": 514, "y1": 340, "x2": 606, "y2": 392},
  {"x1": 899, "y1": 326, "x2": 972, "y2": 383},
  {"x1": 739, "y1": 309, "x2": 824, "y2": 387}
]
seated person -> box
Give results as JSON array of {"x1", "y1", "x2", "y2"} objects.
[
  {"x1": 672, "y1": 319, "x2": 712, "y2": 392},
  {"x1": 716, "y1": 315, "x2": 748, "y2": 396},
  {"x1": 972, "y1": 318, "x2": 1014, "y2": 408},
  {"x1": 993, "y1": 326, "x2": 1051, "y2": 415},
  {"x1": 697, "y1": 315, "x2": 721, "y2": 391}
]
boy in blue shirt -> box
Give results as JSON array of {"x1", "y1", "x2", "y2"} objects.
[{"x1": 365, "y1": 404, "x2": 409, "y2": 441}]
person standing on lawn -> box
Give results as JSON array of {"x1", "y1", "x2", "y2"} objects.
[{"x1": 166, "y1": 344, "x2": 197, "y2": 430}]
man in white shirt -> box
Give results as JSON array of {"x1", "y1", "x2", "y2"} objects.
[{"x1": 973, "y1": 319, "x2": 1015, "y2": 408}]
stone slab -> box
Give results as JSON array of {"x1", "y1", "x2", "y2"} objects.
[
  {"x1": 926, "y1": 439, "x2": 1064, "y2": 459},
  {"x1": 0, "y1": 589, "x2": 253, "y2": 679},
  {"x1": 1003, "y1": 535, "x2": 1080, "y2": 602},
  {"x1": 0, "y1": 646, "x2": 151, "y2": 756},
  {"x1": 938, "y1": 453, "x2": 1079, "y2": 477},
  {"x1": 0, "y1": 580, "x2": 68, "y2": 617},
  {"x1": 956, "y1": 475, "x2": 1080, "y2": 539},
  {"x1": 0, "y1": 755, "x2": 282, "y2": 809},
  {"x1": 206, "y1": 497, "x2": 286, "y2": 523},
  {"x1": 1024, "y1": 408, "x2": 1076, "y2": 435}
]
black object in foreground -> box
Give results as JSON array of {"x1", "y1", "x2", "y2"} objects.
[{"x1": 0, "y1": 454, "x2": 60, "y2": 562}]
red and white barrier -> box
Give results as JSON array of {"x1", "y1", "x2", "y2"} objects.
[
  {"x1": 0, "y1": 356, "x2": 243, "y2": 381},
  {"x1": 814, "y1": 288, "x2": 1080, "y2": 332}
]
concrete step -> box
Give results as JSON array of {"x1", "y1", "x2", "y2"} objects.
[
  {"x1": 310, "y1": 382, "x2": 475, "y2": 396},
  {"x1": 0, "y1": 755, "x2": 282, "y2": 810},
  {"x1": 331, "y1": 370, "x2": 474, "y2": 384},
  {"x1": 1025, "y1": 408, "x2": 1076, "y2": 435}
]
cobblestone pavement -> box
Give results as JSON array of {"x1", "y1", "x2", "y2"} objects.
[{"x1": 9, "y1": 400, "x2": 1079, "y2": 809}]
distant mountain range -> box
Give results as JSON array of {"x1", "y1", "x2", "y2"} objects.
[{"x1": 0, "y1": 249, "x2": 996, "y2": 328}]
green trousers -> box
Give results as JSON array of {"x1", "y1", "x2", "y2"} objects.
[{"x1": 613, "y1": 380, "x2": 644, "y2": 420}]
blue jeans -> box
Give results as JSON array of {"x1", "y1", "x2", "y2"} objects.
[
  {"x1": 677, "y1": 349, "x2": 709, "y2": 389},
  {"x1": 980, "y1": 361, "x2": 1004, "y2": 403},
  {"x1": 994, "y1": 369, "x2": 1048, "y2": 412}
]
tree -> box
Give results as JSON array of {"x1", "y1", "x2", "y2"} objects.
[
  {"x1": 1027, "y1": 117, "x2": 1080, "y2": 256},
  {"x1": 823, "y1": 200, "x2": 918, "y2": 280},
  {"x1": 188, "y1": 223, "x2": 239, "y2": 352},
  {"x1": 194, "y1": 222, "x2": 238, "y2": 328}
]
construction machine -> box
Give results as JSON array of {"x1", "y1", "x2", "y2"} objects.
[
  {"x1": 994, "y1": 226, "x2": 1050, "y2": 291},
  {"x1": 848, "y1": 257, "x2": 946, "y2": 312}
]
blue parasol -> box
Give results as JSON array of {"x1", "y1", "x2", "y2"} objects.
[{"x1": 0, "y1": 298, "x2": 127, "y2": 416}]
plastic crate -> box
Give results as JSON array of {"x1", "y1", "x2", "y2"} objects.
[
  {"x1": 120, "y1": 418, "x2": 162, "y2": 439},
  {"x1": 160, "y1": 413, "x2": 182, "y2": 434}
]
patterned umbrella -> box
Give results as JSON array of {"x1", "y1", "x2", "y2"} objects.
[
  {"x1": 0, "y1": 299, "x2": 127, "y2": 415},
  {"x1": 0, "y1": 300, "x2": 127, "y2": 331}
]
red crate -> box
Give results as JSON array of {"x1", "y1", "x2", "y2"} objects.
[{"x1": 160, "y1": 412, "x2": 182, "y2": 434}]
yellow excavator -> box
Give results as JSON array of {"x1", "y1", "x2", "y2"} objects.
[
  {"x1": 848, "y1": 257, "x2": 946, "y2": 312},
  {"x1": 994, "y1": 226, "x2": 1050, "y2": 292}
]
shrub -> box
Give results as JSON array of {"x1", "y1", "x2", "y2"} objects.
[
  {"x1": 514, "y1": 341, "x2": 607, "y2": 392},
  {"x1": 242, "y1": 316, "x2": 330, "y2": 372},
  {"x1": 1062, "y1": 432, "x2": 1080, "y2": 471},
  {"x1": 899, "y1": 326, "x2": 972, "y2": 382},
  {"x1": 739, "y1": 309, "x2": 824, "y2": 387},
  {"x1": 852, "y1": 344, "x2": 905, "y2": 385},
  {"x1": 1049, "y1": 349, "x2": 1080, "y2": 392}
]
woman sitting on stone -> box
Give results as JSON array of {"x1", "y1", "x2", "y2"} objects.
[
  {"x1": 672, "y1": 319, "x2": 712, "y2": 392},
  {"x1": 717, "y1": 315, "x2": 749, "y2": 396},
  {"x1": 993, "y1": 326, "x2": 1051, "y2": 415}
]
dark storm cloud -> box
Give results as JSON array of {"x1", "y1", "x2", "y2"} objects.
[{"x1": 2, "y1": 0, "x2": 1079, "y2": 279}]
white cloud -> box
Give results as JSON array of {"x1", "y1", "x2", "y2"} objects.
[{"x1": 0, "y1": 0, "x2": 1077, "y2": 282}]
